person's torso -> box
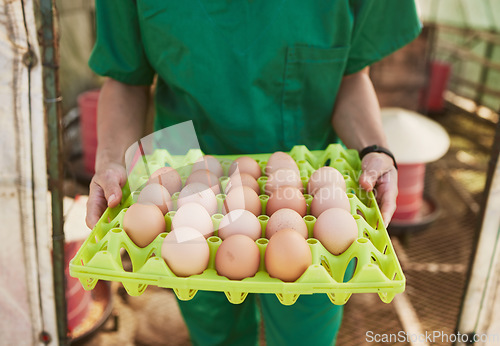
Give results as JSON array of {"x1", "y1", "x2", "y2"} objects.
[{"x1": 136, "y1": 0, "x2": 354, "y2": 154}]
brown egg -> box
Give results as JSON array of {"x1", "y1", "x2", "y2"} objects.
[
  {"x1": 265, "y1": 228, "x2": 312, "y2": 282},
  {"x1": 228, "y1": 156, "x2": 262, "y2": 180},
  {"x1": 192, "y1": 155, "x2": 223, "y2": 178},
  {"x1": 225, "y1": 173, "x2": 260, "y2": 195},
  {"x1": 186, "y1": 169, "x2": 221, "y2": 195},
  {"x1": 137, "y1": 183, "x2": 172, "y2": 215},
  {"x1": 266, "y1": 186, "x2": 306, "y2": 217},
  {"x1": 177, "y1": 183, "x2": 218, "y2": 215},
  {"x1": 223, "y1": 186, "x2": 262, "y2": 216},
  {"x1": 313, "y1": 208, "x2": 358, "y2": 255},
  {"x1": 161, "y1": 227, "x2": 210, "y2": 277},
  {"x1": 215, "y1": 234, "x2": 260, "y2": 280},
  {"x1": 123, "y1": 203, "x2": 166, "y2": 248},
  {"x1": 266, "y1": 152, "x2": 299, "y2": 175},
  {"x1": 265, "y1": 169, "x2": 303, "y2": 194},
  {"x1": 218, "y1": 209, "x2": 262, "y2": 240},
  {"x1": 310, "y1": 185, "x2": 351, "y2": 217},
  {"x1": 147, "y1": 166, "x2": 183, "y2": 194},
  {"x1": 172, "y1": 203, "x2": 214, "y2": 238},
  {"x1": 307, "y1": 166, "x2": 346, "y2": 195},
  {"x1": 266, "y1": 208, "x2": 308, "y2": 239}
]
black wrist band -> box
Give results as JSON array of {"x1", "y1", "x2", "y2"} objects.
[{"x1": 359, "y1": 145, "x2": 398, "y2": 170}]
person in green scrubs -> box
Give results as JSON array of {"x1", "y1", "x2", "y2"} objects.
[{"x1": 86, "y1": 1, "x2": 421, "y2": 344}]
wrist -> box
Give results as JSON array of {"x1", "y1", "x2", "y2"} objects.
[
  {"x1": 95, "y1": 151, "x2": 125, "y2": 172},
  {"x1": 359, "y1": 145, "x2": 398, "y2": 170}
]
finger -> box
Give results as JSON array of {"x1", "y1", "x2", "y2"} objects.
[
  {"x1": 99, "y1": 168, "x2": 125, "y2": 208},
  {"x1": 377, "y1": 169, "x2": 398, "y2": 226},
  {"x1": 381, "y1": 195, "x2": 397, "y2": 226},
  {"x1": 359, "y1": 153, "x2": 395, "y2": 192},
  {"x1": 86, "y1": 182, "x2": 108, "y2": 229}
]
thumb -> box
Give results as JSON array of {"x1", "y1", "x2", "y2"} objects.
[
  {"x1": 359, "y1": 152, "x2": 395, "y2": 192},
  {"x1": 359, "y1": 169, "x2": 378, "y2": 192},
  {"x1": 100, "y1": 168, "x2": 126, "y2": 208}
]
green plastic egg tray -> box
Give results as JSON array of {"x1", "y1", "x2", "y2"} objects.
[{"x1": 69, "y1": 144, "x2": 405, "y2": 306}]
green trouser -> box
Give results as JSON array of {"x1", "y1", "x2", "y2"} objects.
[
  {"x1": 177, "y1": 292, "x2": 344, "y2": 346},
  {"x1": 177, "y1": 261, "x2": 355, "y2": 345}
]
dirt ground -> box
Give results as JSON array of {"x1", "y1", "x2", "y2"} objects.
[{"x1": 74, "y1": 285, "x2": 190, "y2": 346}]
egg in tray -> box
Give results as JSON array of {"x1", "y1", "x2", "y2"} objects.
[{"x1": 70, "y1": 144, "x2": 405, "y2": 306}]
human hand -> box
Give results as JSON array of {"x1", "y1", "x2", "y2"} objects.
[
  {"x1": 358, "y1": 153, "x2": 398, "y2": 226},
  {"x1": 86, "y1": 163, "x2": 127, "y2": 229}
]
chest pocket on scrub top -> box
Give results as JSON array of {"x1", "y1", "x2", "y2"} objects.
[{"x1": 281, "y1": 45, "x2": 349, "y2": 149}]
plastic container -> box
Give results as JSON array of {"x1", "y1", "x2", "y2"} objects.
[
  {"x1": 70, "y1": 144, "x2": 405, "y2": 305},
  {"x1": 394, "y1": 163, "x2": 426, "y2": 221},
  {"x1": 78, "y1": 90, "x2": 100, "y2": 174}
]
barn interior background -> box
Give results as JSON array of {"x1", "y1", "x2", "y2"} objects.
[{"x1": 0, "y1": 0, "x2": 499, "y2": 345}]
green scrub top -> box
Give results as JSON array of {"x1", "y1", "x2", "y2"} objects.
[{"x1": 89, "y1": 0, "x2": 421, "y2": 155}]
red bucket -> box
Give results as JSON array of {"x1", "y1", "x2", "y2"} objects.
[
  {"x1": 78, "y1": 90, "x2": 100, "y2": 174},
  {"x1": 420, "y1": 61, "x2": 451, "y2": 112},
  {"x1": 394, "y1": 163, "x2": 426, "y2": 220},
  {"x1": 65, "y1": 240, "x2": 92, "y2": 332}
]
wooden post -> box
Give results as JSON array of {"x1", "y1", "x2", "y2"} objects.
[
  {"x1": 456, "y1": 117, "x2": 500, "y2": 344},
  {"x1": 40, "y1": 0, "x2": 68, "y2": 344}
]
